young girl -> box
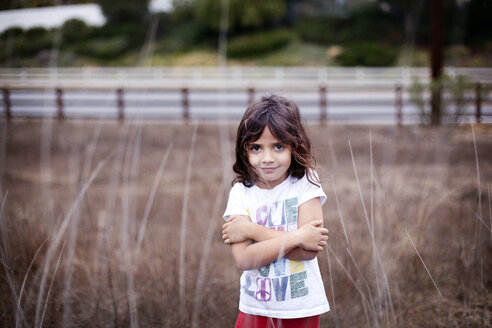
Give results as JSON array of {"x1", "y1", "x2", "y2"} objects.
[{"x1": 222, "y1": 95, "x2": 330, "y2": 328}]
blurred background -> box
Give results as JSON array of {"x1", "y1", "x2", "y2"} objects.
[
  {"x1": 0, "y1": 1, "x2": 491, "y2": 328},
  {"x1": 1, "y1": 0, "x2": 491, "y2": 67},
  {"x1": 0, "y1": 0, "x2": 491, "y2": 123}
]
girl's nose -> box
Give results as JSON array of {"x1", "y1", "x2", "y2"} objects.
[{"x1": 262, "y1": 150, "x2": 274, "y2": 163}]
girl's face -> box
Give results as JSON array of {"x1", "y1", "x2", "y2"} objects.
[{"x1": 247, "y1": 126, "x2": 291, "y2": 189}]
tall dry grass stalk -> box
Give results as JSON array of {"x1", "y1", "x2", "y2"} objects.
[
  {"x1": 179, "y1": 123, "x2": 198, "y2": 322},
  {"x1": 0, "y1": 120, "x2": 491, "y2": 327}
]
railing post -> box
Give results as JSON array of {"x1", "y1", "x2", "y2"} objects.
[
  {"x1": 248, "y1": 87, "x2": 255, "y2": 106},
  {"x1": 117, "y1": 88, "x2": 124, "y2": 121},
  {"x1": 475, "y1": 82, "x2": 482, "y2": 124},
  {"x1": 56, "y1": 88, "x2": 64, "y2": 120},
  {"x1": 395, "y1": 84, "x2": 403, "y2": 126},
  {"x1": 319, "y1": 86, "x2": 327, "y2": 124},
  {"x1": 181, "y1": 88, "x2": 189, "y2": 121},
  {"x1": 3, "y1": 87, "x2": 11, "y2": 121}
]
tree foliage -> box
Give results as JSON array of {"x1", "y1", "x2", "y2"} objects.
[
  {"x1": 95, "y1": 0, "x2": 150, "y2": 25},
  {"x1": 174, "y1": 0, "x2": 287, "y2": 33},
  {"x1": 465, "y1": 0, "x2": 492, "y2": 45},
  {"x1": 0, "y1": 0, "x2": 91, "y2": 10}
]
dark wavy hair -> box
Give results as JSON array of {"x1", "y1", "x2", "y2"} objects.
[{"x1": 232, "y1": 94, "x2": 319, "y2": 187}]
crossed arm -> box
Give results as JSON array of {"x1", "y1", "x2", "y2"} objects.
[{"x1": 222, "y1": 197, "x2": 329, "y2": 270}]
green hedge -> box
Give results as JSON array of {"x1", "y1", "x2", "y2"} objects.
[
  {"x1": 15, "y1": 27, "x2": 54, "y2": 57},
  {"x1": 0, "y1": 27, "x2": 24, "y2": 39},
  {"x1": 25, "y1": 27, "x2": 48, "y2": 39},
  {"x1": 336, "y1": 42, "x2": 397, "y2": 67},
  {"x1": 227, "y1": 29, "x2": 294, "y2": 58},
  {"x1": 17, "y1": 37, "x2": 53, "y2": 57},
  {"x1": 76, "y1": 36, "x2": 128, "y2": 60},
  {"x1": 340, "y1": 5, "x2": 403, "y2": 44},
  {"x1": 167, "y1": 21, "x2": 207, "y2": 52},
  {"x1": 61, "y1": 19, "x2": 94, "y2": 45},
  {"x1": 294, "y1": 17, "x2": 337, "y2": 44},
  {"x1": 89, "y1": 22, "x2": 147, "y2": 49}
]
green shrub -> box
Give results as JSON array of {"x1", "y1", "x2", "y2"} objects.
[
  {"x1": 0, "y1": 40, "x2": 7, "y2": 62},
  {"x1": 96, "y1": 0, "x2": 150, "y2": 25},
  {"x1": 15, "y1": 28, "x2": 54, "y2": 57},
  {"x1": 91, "y1": 22, "x2": 147, "y2": 48},
  {"x1": 166, "y1": 21, "x2": 207, "y2": 52},
  {"x1": 227, "y1": 29, "x2": 294, "y2": 58},
  {"x1": 61, "y1": 19, "x2": 90, "y2": 44},
  {"x1": 77, "y1": 36, "x2": 128, "y2": 60},
  {"x1": 192, "y1": 0, "x2": 287, "y2": 33},
  {"x1": 25, "y1": 27, "x2": 48, "y2": 39},
  {"x1": 294, "y1": 17, "x2": 337, "y2": 44},
  {"x1": 336, "y1": 42, "x2": 397, "y2": 66},
  {"x1": 340, "y1": 4, "x2": 402, "y2": 44},
  {"x1": 1, "y1": 27, "x2": 24, "y2": 39},
  {"x1": 17, "y1": 37, "x2": 53, "y2": 57}
]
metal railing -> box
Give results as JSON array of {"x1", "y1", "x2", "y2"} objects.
[
  {"x1": 1, "y1": 67, "x2": 491, "y2": 124},
  {"x1": 2, "y1": 67, "x2": 492, "y2": 87},
  {"x1": 2, "y1": 83, "x2": 490, "y2": 124}
]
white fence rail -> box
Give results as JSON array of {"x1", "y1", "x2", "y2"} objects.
[
  {"x1": 1, "y1": 67, "x2": 492, "y2": 88},
  {"x1": 1, "y1": 67, "x2": 491, "y2": 124}
]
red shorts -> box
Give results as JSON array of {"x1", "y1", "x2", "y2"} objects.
[{"x1": 234, "y1": 311, "x2": 320, "y2": 328}]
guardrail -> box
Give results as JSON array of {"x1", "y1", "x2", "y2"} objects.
[
  {"x1": 2, "y1": 67, "x2": 492, "y2": 86},
  {"x1": 1, "y1": 67, "x2": 491, "y2": 124},
  {"x1": 2, "y1": 82, "x2": 491, "y2": 124}
]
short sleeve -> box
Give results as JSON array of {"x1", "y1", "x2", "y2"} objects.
[
  {"x1": 298, "y1": 170, "x2": 327, "y2": 206},
  {"x1": 223, "y1": 183, "x2": 249, "y2": 220}
]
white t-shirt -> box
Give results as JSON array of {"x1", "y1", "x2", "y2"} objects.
[{"x1": 223, "y1": 173, "x2": 330, "y2": 319}]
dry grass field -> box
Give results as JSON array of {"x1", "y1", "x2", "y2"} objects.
[{"x1": 0, "y1": 119, "x2": 491, "y2": 327}]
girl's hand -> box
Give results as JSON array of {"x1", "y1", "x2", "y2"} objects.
[
  {"x1": 222, "y1": 215, "x2": 252, "y2": 244},
  {"x1": 294, "y1": 220, "x2": 329, "y2": 252}
]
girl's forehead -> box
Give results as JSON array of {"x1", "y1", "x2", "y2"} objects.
[{"x1": 253, "y1": 126, "x2": 279, "y2": 142}]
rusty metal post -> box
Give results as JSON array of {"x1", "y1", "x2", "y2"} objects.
[
  {"x1": 475, "y1": 82, "x2": 482, "y2": 124},
  {"x1": 182, "y1": 88, "x2": 189, "y2": 121},
  {"x1": 117, "y1": 88, "x2": 124, "y2": 121},
  {"x1": 56, "y1": 88, "x2": 64, "y2": 120},
  {"x1": 319, "y1": 86, "x2": 327, "y2": 124},
  {"x1": 3, "y1": 87, "x2": 11, "y2": 121},
  {"x1": 248, "y1": 87, "x2": 255, "y2": 106},
  {"x1": 395, "y1": 84, "x2": 403, "y2": 126}
]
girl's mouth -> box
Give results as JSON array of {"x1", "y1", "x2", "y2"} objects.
[{"x1": 261, "y1": 167, "x2": 278, "y2": 174}]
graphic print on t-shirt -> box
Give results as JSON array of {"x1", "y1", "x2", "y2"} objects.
[{"x1": 242, "y1": 197, "x2": 310, "y2": 302}]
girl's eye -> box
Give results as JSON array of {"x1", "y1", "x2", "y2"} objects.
[
  {"x1": 250, "y1": 145, "x2": 261, "y2": 152},
  {"x1": 274, "y1": 144, "x2": 285, "y2": 150}
]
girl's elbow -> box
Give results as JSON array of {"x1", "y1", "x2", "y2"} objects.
[
  {"x1": 236, "y1": 261, "x2": 249, "y2": 271},
  {"x1": 303, "y1": 247, "x2": 321, "y2": 260},
  {"x1": 287, "y1": 249, "x2": 318, "y2": 261},
  {"x1": 231, "y1": 244, "x2": 255, "y2": 270},
  {"x1": 304, "y1": 251, "x2": 318, "y2": 261},
  {"x1": 235, "y1": 257, "x2": 253, "y2": 271},
  {"x1": 233, "y1": 253, "x2": 260, "y2": 270}
]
